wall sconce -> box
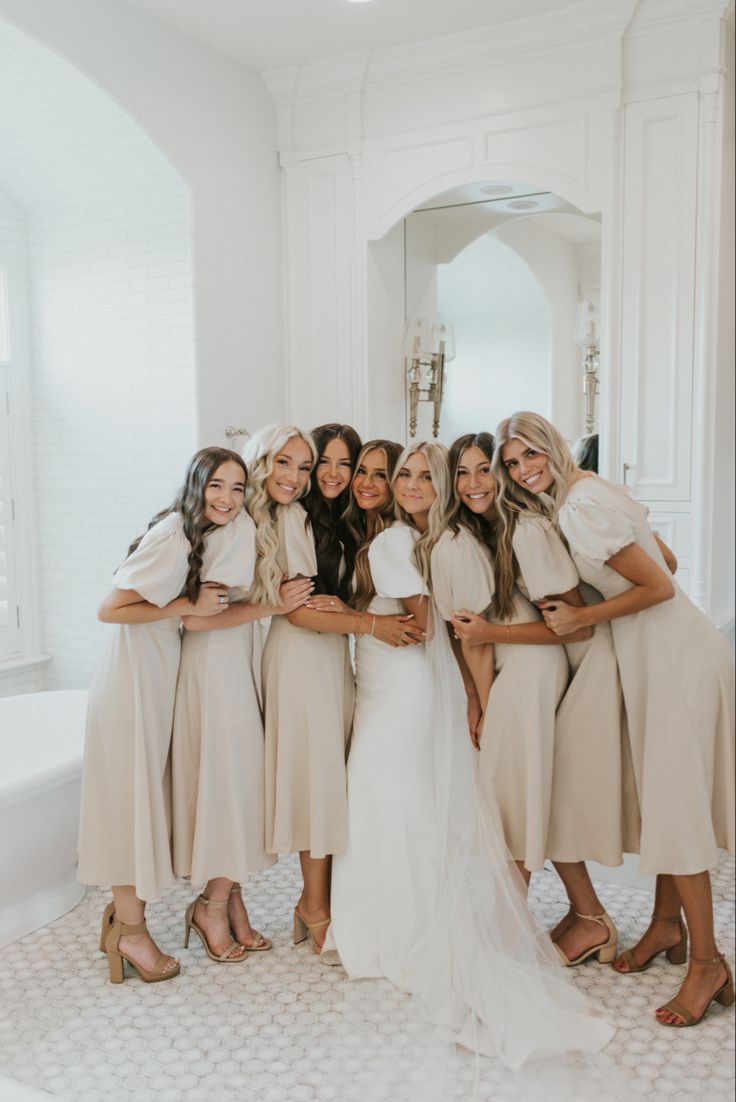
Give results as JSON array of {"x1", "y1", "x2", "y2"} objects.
[
  {"x1": 224, "y1": 426, "x2": 250, "y2": 448},
  {"x1": 402, "y1": 318, "x2": 455, "y2": 438},
  {"x1": 574, "y1": 300, "x2": 600, "y2": 435}
]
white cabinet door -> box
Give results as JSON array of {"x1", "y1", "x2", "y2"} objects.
[{"x1": 619, "y1": 93, "x2": 698, "y2": 502}]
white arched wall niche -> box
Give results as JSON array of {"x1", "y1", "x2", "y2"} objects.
[
  {"x1": 269, "y1": 0, "x2": 734, "y2": 624},
  {"x1": 0, "y1": 0, "x2": 284, "y2": 442}
]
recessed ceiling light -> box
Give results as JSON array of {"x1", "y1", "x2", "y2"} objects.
[
  {"x1": 480, "y1": 185, "x2": 514, "y2": 197},
  {"x1": 508, "y1": 199, "x2": 539, "y2": 210},
  {"x1": 344, "y1": 0, "x2": 374, "y2": 4}
]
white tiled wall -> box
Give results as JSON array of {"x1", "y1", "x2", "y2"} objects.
[
  {"x1": 0, "y1": 19, "x2": 196, "y2": 695},
  {"x1": 436, "y1": 233, "x2": 551, "y2": 444}
]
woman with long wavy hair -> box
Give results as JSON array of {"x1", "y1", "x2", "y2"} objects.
[
  {"x1": 321, "y1": 440, "x2": 448, "y2": 981},
  {"x1": 494, "y1": 411, "x2": 734, "y2": 1028},
  {"x1": 271, "y1": 425, "x2": 424, "y2": 951},
  {"x1": 78, "y1": 448, "x2": 252, "y2": 983},
  {"x1": 448, "y1": 431, "x2": 629, "y2": 968}
]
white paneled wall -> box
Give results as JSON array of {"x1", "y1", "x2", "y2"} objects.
[{"x1": 0, "y1": 19, "x2": 196, "y2": 695}]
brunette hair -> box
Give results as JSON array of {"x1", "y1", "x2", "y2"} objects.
[
  {"x1": 492, "y1": 411, "x2": 577, "y2": 618},
  {"x1": 127, "y1": 447, "x2": 247, "y2": 604},
  {"x1": 392, "y1": 440, "x2": 451, "y2": 583},
  {"x1": 303, "y1": 423, "x2": 362, "y2": 602},
  {"x1": 242, "y1": 424, "x2": 317, "y2": 604},
  {"x1": 345, "y1": 439, "x2": 403, "y2": 611}
]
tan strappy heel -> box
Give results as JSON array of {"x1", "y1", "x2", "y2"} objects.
[
  {"x1": 556, "y1": 911, "x2": 618, "y2": 967},
  {"x1": 293, "y1": 907, "x2": 331, "y2": 955},
  {"x1": 99, "y1": 901, "x2": 116, "y2": 953},
  {"x1": 183, "y1": 895, "x2": 248, "y2": 963},
  {"x1": 105, "y1": 917, "x2": 180, "y2": 984},
  {"x1": 657, "y1": 954, "x2": 735, "y2": 1027},
  {"x1": 228, "y1": 884, "x2": 272, "y2": 951},
  {"x1": 613, "y1": 914, "x2": 688, "y2": 973}
]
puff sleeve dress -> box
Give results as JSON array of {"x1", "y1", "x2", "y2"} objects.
[
  {"x1": 431, "y1": 525, "x2": 568, "y2": 872},
  {"x1": 558, "y1": 476, "x2": 734, "y2": 875},
  {"x1": 172, "y1": 511, "x2": 276, "y2": 886},
  {"x1": 327, "y1": 523, "x2": 439, "y2": 987},
  {"x1": 260, "y1": 503, "x2": 355, "y2": 857},
  {"x1": 512, "y1": 514, "x2": 636, "y2": 867},
  {"x1": 78, "y1": 513, "x2": 191, "y2": 902}
]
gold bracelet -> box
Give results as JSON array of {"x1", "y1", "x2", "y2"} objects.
[{"x1": 371, "y1": 615, "x2": 377, "y2": 636}]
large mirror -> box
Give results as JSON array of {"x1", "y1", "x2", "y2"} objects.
[{"x1": 403, "y1": 182, "x2": 602, "y2": 451}]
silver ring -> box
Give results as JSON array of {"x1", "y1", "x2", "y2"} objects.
[{"x1": 219, "y1": 594, "x2": 227, "y2": 605}]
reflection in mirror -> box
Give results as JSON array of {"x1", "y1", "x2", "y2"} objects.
[{"x1": 403, "y1": 182, "x2": 601, "y2": 446}]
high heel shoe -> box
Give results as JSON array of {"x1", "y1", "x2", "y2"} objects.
[
  {"x1": 613, "y1": 914, "x2": 688, "y2": 973},
  {"x1": 293, "y1": 907, "x2": 331, "y2": 955},
  {"x1": 555, "y1": 911, "x2": 618, "y2": 967},
  {"x1": 105, "y1": 917, "x2": 180, "y2": 984},
  {"x1": 99, "y1": 901, "x2": 116, "y2": 953},
  {"x1": 656, "y1": 954, "x2": 735, "y2": 1027},
  {"x1": 183, "y1": 895, "x2": 248, "y2": 963},
  {"x1": 228, "y1": 884, "x2": 272, "y2": 951}
]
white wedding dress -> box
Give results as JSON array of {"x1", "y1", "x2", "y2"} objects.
[{"x1": 326, "y1": 523, "x2": 620, "y2": 1098}]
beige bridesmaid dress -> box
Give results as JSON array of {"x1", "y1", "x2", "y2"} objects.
[
  {"x1": 260, "y1": 503, "x2": 355, "y2": 857},
  {"x1": 78, "y1": 512, "x2": 191, "y2": 902},
  {"x1": 512, "y1": 515, "x2": 636, "y2": 867},
  {"x1": 431, "y1": 525, "x2": 568, "y2": 872},
  {"x1": 172, "y1": 511, "x2": 276, "y2": 886},
  {"x1": 559, "y1": 476, "x2": 734, "y2": 875}
]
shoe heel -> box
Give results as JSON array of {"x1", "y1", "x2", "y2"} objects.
[
  {"x1": 183, "y1": 921, "x2": 191, "y2": 949},
  {"x1": 716, "y1": 981, "x2": 735, "y2": 1007},
  {"x1": 107, "y1": 949, "x2": 125, "y2": 984},
  {"x1": 99, "y1": 902, "x2": 116, "y2": 954},
  {"x1": 597, "y1": 941, "x2": 618, "y2": 964},
  {"x1": 666, "y1": 941, "x2": 688, "y2": 965},
  {"x1": 293, "y1": 909, "x2": 308, "y2": 945}
]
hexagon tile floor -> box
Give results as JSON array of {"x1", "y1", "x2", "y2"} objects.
[{"x1": 0, "y1": 854, "x2": 733, "y2": 1102}]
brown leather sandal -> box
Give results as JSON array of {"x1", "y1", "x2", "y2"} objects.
[
  {"x1": 613, "y1": 913, "x2": 688, "y2": 973},
  {"x1": 656, "y1": 954, "x2": 735, "y2": 1027}
]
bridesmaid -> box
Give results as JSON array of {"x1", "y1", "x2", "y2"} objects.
[
  {"x1": 436, "y1": 433, "x2": 622, "y2": 968},
  {"x1": 172, "y1": 493, "x2": 313, "y2": 962},
  {"x1": 77, "y1": 448, "x2": 245, "y2": 982},
  {"x1": 495, "y1": 411, "x2": 735, "y2": 1027}
]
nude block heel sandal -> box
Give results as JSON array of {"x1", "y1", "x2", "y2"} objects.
[
  {"x1": 105, "y1": 918, "x2": 180, "y2": 984},
  {"x1": 557, "y1": 911, "x2": 618, "y2": 967}
]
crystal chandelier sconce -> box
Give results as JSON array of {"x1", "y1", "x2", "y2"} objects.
[
  {"x1": 574, "y1": 300, "x2": 600, "y2": 435},
  {"x1": 224, "y1": 426, "x2": 250, "y2": 447},
  {"x1": 402, "y1": 318, "x2": 455, "y2": 438}
]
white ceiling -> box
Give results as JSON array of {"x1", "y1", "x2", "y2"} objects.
[{"x1": 120, "y1": 0, "x2": 580, "y2": 73}]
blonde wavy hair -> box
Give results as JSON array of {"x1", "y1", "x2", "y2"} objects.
[
  {"x1": 344, "y1": 439, "x2": 403, "y2": 611},
  {"x1": 392, "y1": 440, "x2": 451, "y2": 583},
  {"x1": 242, "y1": 424, "x2": 317, "y2": 604},
  {"x1": 491, "y1": 411, "x2": 578, "y2": 618}
]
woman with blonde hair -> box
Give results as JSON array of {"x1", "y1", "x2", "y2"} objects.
[{"x1": 494, "y1": 411, "x2": 734, "y2": 1028}]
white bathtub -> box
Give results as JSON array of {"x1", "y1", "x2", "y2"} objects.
[{"x1": 0, "y1": 690, "x2": 88, "y2": 948}]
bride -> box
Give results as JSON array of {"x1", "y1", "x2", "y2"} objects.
[{"x1": 315, "y1": 440, "x2": 617, "y2": 1086}]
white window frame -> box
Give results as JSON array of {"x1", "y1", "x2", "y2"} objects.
[{"x1": 0, "y1": 218, "x2": 44, "y2": 672}]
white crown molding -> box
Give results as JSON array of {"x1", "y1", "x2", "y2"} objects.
[
  {"x1": 264, "y1": 0, "x2": 637, "y2": 105},
  {"x1": 626, "y1": 0, "x2": 733, "y2": 36}
]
